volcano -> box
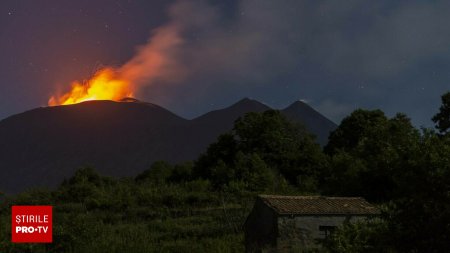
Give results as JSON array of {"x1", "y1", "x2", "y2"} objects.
[{"x1": 0, "y1": 98, "x2": 336, "y2": 193}]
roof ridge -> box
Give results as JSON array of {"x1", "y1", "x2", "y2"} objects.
[
  {"x1": 257, "y1": 195, "x2": 379, "y2": 215},
  {"x1": 258, "y1": 195, "x2": 364, "y2": 200}
]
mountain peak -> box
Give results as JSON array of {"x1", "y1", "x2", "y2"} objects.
[
  {"x1": 194, "y1": 98, "x2": 270, "y2": 121},
  {"x1": 230, "y1": 97, "x2": 269, "y2": 109},
  {"x1": 284, "y1": 100, "x2": 310, "y2": 109},
  {"x1": 281, "y1": 101, "x2": 337, "y2": 146},
  {"x1": 235, "y1": 97, "x2": 258, "y2": 104},
  {"x1": 119, "y1": 97, "x2": 140, "y2": 103}
]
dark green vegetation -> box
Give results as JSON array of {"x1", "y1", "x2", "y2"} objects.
[
  {"x1": 0, "y1": 168, "x2": 251, "y2": 253},
  {"x1": 1, "y1": 92, "x2": 450, "y2": 252},
  {"x1": 323, "y1": 91, "x2": 450, "y2": 253}
]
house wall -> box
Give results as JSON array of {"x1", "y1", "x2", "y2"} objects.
[
  {"x1": 244, "y1": 199, "x2": 278, "y2": 253},
  {"x1": 276, "y1": 215, "x2": 368, "y2": 252}
]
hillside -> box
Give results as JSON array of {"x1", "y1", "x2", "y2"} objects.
[{"x1": 0, "y1": 98, "x2": 336, "y2": 193}]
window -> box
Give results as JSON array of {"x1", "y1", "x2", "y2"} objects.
[{"x1": 319, "y1": 225, "x2": 336, "y2": 239}]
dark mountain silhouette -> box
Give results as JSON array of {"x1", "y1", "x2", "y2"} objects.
[
  {"x1": 187, "y1": 98, "x2": 272, "y2": 156},
  {"x1": 0, "y1": 98, "x2": 336, "y2": 193},
  {"x1": 281, "y1": 101, "x2": 337, "y2": 145}
]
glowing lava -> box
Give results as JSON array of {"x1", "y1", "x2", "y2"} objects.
[
  {"x1": 48, "y1": 3, "x2": 185, "y2": 106},
  {"x1": 48, "y1": 68, "x2": 134, "y2": 106}
]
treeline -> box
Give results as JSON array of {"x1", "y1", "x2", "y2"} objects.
[
  {"x1": 0, "y1": 92, "x2": 449, "y2": 252},
  {"x1": 323, "y1": 92, "x2": 450, "y2": 252}
]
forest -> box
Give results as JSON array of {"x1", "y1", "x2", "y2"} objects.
[{"x1": 1, "y1": 91, "x2": 449, "y2": 252}]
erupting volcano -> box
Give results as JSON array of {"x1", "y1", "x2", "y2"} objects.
[
  {"x1": 48, "y1": 68, "x2": 135, "y2": 106},
  {"x1": 48, "y1": 14, "x2": 184, "y2": 106}
]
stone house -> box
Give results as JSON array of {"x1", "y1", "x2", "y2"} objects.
[{"x1": 243, "y1": 195, "x2": 379, "y2": 253}]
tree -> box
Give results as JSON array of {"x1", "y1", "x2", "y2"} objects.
[
  {"x1": 136, "y1": 160, "x2": 173, "y2": 184},
  {"x1": 234, "y1": 110, "x2": 326, "y2": 191},
  {"x1": 323, "y1": 110, "x2": 420, "y2": 202},
  {"x1": 332, "y1": 131, "x2": 450, "y2": 252},
  {"x1": 193, "y1": 133, "x2": 239, "y2": 182},
  {"x1": 168, "y1": 161, "x2": 194, "y2": 183},
  {"x1": 386, "y1": 130, "x2": 450, "y2": 252},
  {"x1": 58, "y1": 167, "x2": 105, "y2": 203},
  {"x1": 233, "y1": 152, "x2": 275, "y2": 192},
  {"x1": 324, "y1": 109, "x2": 388, "y2": 155},
  {"x1": 432, "y1": 91, "x2": 450, "y2": 135},
  {"x1": 194, "y1": 110, "x2": 326, "y2": 191}
]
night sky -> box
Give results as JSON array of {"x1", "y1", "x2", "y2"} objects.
[{"x1": 1, "y1": 0, "x2": 449, "y2": 127}]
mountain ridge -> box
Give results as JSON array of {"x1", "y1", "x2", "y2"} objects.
[{"x1": 0, "y1": 98, "x2": 336, "y2": 193}]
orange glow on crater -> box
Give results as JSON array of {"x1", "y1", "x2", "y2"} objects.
[{"x1": 48, "y1": 68, "x2": 134, "y2": 106}]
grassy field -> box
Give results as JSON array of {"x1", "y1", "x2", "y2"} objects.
[{"x1": 0, "y1": 173, "x2": 263, "y2": 253}]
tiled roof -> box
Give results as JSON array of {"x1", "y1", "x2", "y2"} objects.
[{"x1": 259, "y1": 195, "x2": 380, "y2": 215}]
